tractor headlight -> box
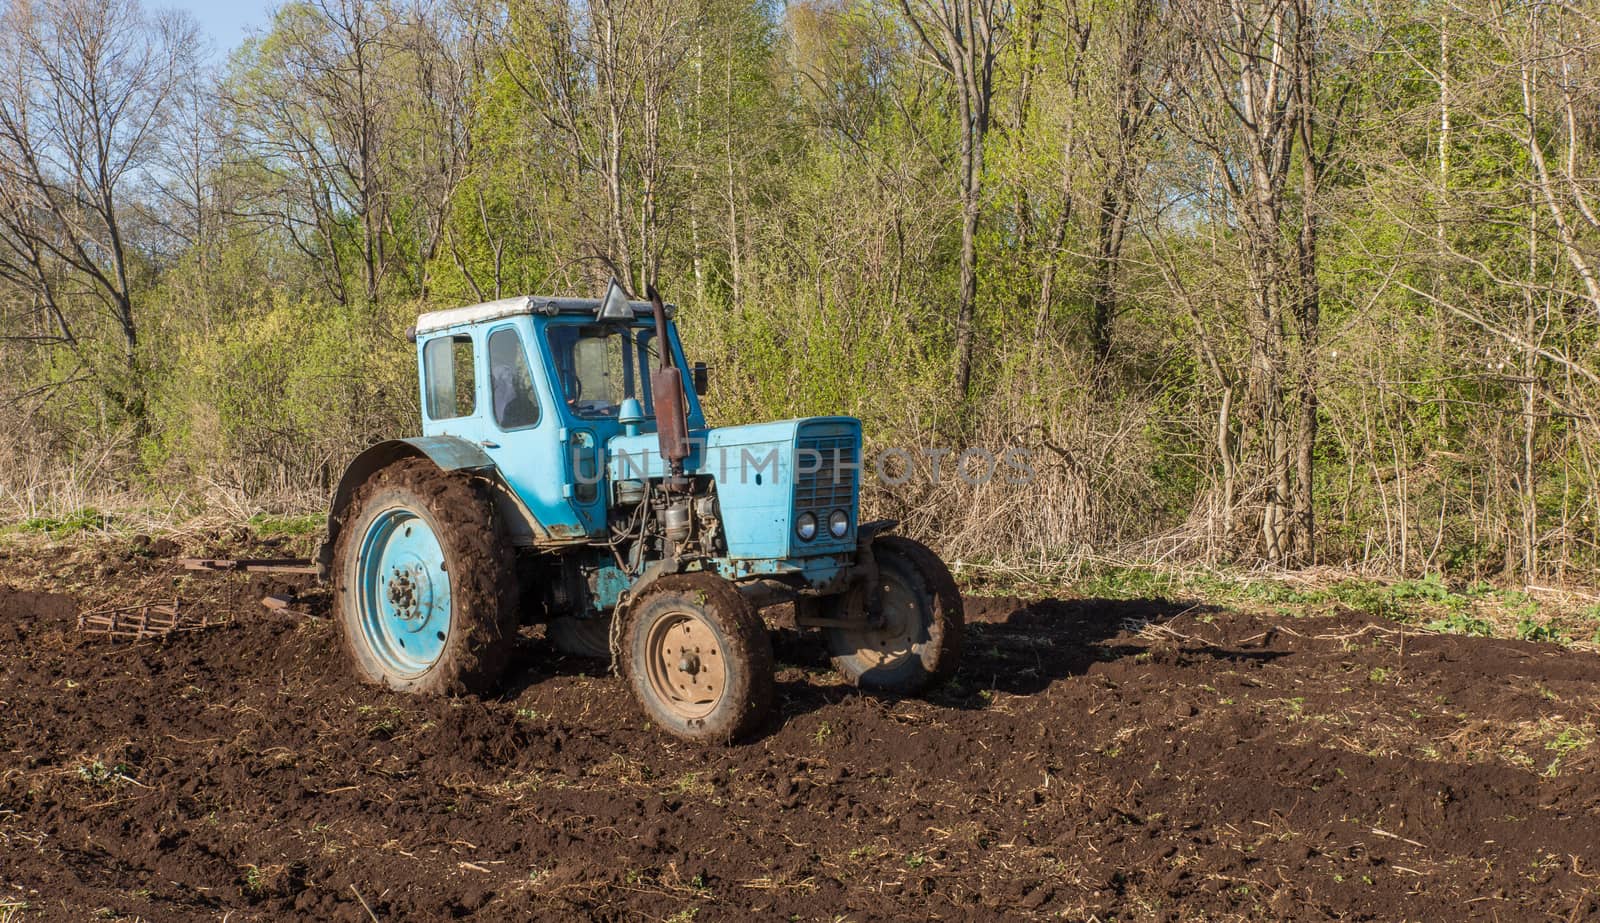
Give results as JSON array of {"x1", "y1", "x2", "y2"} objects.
[
  {"x1": 796, "y1": 512, "x2": 818, "y2": 541},
  {"x1": 828, "y1": 509, "x2": 850, "y2": 538}
]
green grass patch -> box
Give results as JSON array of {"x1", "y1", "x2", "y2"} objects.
[
  {"x1": 1543, "y1": 725, "x2": 1594, "y2": 776},
  {"x1": 76, "y1": 759, "x2": 135, "y2": 786},
  {"x1": 11, "y1": 507, "x2": 107, "y2": 538},
  {"x1": 248, "y1": 512, "x2": 324, "y2": 537},
  {"x1": 962, "y1": 559, "x2": 1586, "y2": 647},
  {"x1": 1517, "y1": 618, "x2": 1562, "y2": 643},
  {"x1": 1425, "y1": 612, "x2": 1494, "y2": 637}
]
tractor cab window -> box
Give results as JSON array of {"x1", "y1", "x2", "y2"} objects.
[
  {"x1": 546, "y1": 322, "x2": 659, "y2": 419},
  {"x1": 423, "y1": 334, "x2": 476, "y2": 419},
  {"x1": 488, "y1": 327, "x2": 539, "y2": 430}
]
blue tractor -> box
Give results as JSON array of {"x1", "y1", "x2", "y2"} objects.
[{"x1": 320, "y1": 282, "x2": 962, "y2": 741}]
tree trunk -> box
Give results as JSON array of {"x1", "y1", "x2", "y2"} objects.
[
  {"x1": 953, "y1": 97, "x2": 981, "y2": 400},
  {"x1": 895, "y1": 0, "x2": 1006, "y2": 402},
  {"x1": 1089, "y1": 181, "x2": 1130, "y2": 364},
  {"x1": 1291, "y1": 0, "x2": 1322, "y2": 566}
]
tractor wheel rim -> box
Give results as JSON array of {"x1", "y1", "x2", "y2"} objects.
[
  {"x1": 644, "y1": 610, "x2": 726, "y2": 720},
  {"x1": 846, "y1": 568, "x2": 921, "y2": 667},
  {"x1": 357, "y1": 507, "x2": 451, "y2": 677}
]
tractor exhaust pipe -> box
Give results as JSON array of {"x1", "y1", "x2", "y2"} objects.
[{"x1": 647, "y1": 284, "x2": 690, "y2": 486}]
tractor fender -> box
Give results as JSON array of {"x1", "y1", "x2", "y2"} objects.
[
  {"x1": 856, "y1": 519, "x2": 899, "y2": 545},
  {"x1": 317, "y1": 436, "x2": 547, "y2": 576}
]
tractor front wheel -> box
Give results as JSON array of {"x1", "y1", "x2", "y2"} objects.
[
  {"x1": 332, "y1": 458, "x2": 518, "y2": 695},
  {"x1": 827, "y1": 535, "x2": 963, "y2": 693},
  {"x1": 623, "y1": 574, "x2": 773, "y2": 742}
]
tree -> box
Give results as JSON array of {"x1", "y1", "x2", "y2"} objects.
[
  {"x1": 0, "y1": 0, "x2": 198, "y2": 413},
  {"x1": 1086, "y1": 0, "x2": 1158, "y2": 366},
  {"x1": 897, "y1": 0, "x2": 1013, "y2": 399},
  {"x1": 224, "y1": 0, "x2": 483, "y2": 304},
  {"x1": 1165, "y1": 0, "x2": 1324, "y2": 564},
  {"x1": 506, "y1": 0, "x2": 696, "y2": 293},
  {"x1": 224, "y1": 0, "x2": 394, "y2": 304}
]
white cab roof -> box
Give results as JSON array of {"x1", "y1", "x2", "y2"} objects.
[{"x1": 415, "y1": 294, "x2": 670, "y2": 335}]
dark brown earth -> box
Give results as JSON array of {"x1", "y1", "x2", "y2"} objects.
[{"x1": 3, "y1": 537, "x2": 1600, "y2": 921}]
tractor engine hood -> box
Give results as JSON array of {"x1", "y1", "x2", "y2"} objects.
[{"x1": 606, "y1": 416, "x2": 862, "y2": 560}]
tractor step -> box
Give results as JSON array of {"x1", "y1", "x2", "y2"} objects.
[{"x1": 180, "y1": 557, "x2": 320, "y2": 575}]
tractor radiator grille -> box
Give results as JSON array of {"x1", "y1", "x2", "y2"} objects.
[{"x1": 795, "y1": 431, "x2": 859, "y2": 527}]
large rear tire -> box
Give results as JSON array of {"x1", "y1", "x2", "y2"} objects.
[
  {"x1": 622, "y1": 574, "x2": 773, "y2": 743},
  {"x1": 826, "y1": 535, "x2": 962, "y2": 693},
  {"x1": 332, "y1": 458, "x2": 518, "y2": 695}
]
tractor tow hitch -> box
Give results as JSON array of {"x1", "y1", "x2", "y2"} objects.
[{"x1": 180, "y1": 557, "x2": 321, "y2": 576}]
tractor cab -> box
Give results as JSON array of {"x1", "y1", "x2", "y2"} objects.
[{"x1": 411, "y1": 293, "x2": 705, "y2": 541}]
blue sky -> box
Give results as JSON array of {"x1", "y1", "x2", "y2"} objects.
[{"x1": 167, "y1": 0, "x2": 276, "y2": 57}]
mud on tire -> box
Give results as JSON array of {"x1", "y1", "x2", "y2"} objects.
[
  {"x1": 622, "y1": 573, "x2": 774, "y2": 743},
  {"x1": 332, "y1": 457, "x2": 519, "y2": 695}
]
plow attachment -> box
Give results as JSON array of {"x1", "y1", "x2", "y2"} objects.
[
  {"x1": 77, "y1": 602, "x2": 217, "y2": 640},
  {"x1": 73, "y1": 559, "x2": 321, "y2": 641}
]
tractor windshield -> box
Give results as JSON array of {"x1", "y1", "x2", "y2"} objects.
[{"x1": 546, "y1": 322, "x2": 662, "y2": 419}]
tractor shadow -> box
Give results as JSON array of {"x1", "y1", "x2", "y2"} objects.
[
  {"x1": 491, "y1": 595, "x2": 1288, "y2": 734},
  {"x1": 496, "y1": 625, "x2": 614, "y2": 700},
  {"x1": 762, "y1": 595, "x2": 1287, "y2": 731}
]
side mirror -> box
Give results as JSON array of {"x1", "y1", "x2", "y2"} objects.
[{"x1": 692, "y1": 361, "x2": 709, "y2": 396}]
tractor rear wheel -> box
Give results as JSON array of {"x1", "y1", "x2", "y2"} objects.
[
  {"x1": 623, "y1": 574, "x2": 773, "y2": 742},
  {"x1": 332, "y1": 458, "x2": 518, "y2": 695},
  {"x1": 827, "y1": 535, "x2": 962, "y2": 693}
]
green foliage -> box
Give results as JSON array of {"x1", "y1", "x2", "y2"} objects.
[
  {"x1": 1543, "y1": 726, "x2": 1593, "y2": 777},
  {"x1": 1389, "y1": 573, "x2": 1454, "y2": 604},
  {"x1": 1546, "y1": 727, "x2": 1591, "y2": 758},
  {"x1": 2, "y1": 0, "x2": 1598, "y2": 589},
  {"x1": 1072, "y1": 567, "x2": 1182, "y2": 601},
  {"x1": 248, "y1": 512, "x2": 325, "y2": 537},
  {"x1": 76, "y1": 760, "x2": 133, "y2": 786},
  {"x1": 242, "y1": 865, "x2": 267, "y2": 897},
  {"x1": 15, "y1": 508, "x2": 106, "y2": 537},
  {"x1": 1025, "y1": 562, "x2": 1583, "y2": 647},
  {"x1": 1425, "y1": 613, "x2": 1494, "y2": 638},
  {"x1": 1319, "y1": 580, "x2": 1404, "y2": 619},
  {"x1": 143, "y1": 296, "x2": 416, "y2": 502}
]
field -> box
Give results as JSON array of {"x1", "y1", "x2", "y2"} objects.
[{"x1": 2, "y1": 535, "x2": 1600, "y2": 921}]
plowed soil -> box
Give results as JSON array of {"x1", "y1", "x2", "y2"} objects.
[{"x1": 4, "y1": 537, "x2": 1600, "y2": 921}]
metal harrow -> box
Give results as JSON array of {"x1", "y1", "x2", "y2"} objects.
[{"x1": 77, "y1": 601, "x2": 214, "y2": 640}]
